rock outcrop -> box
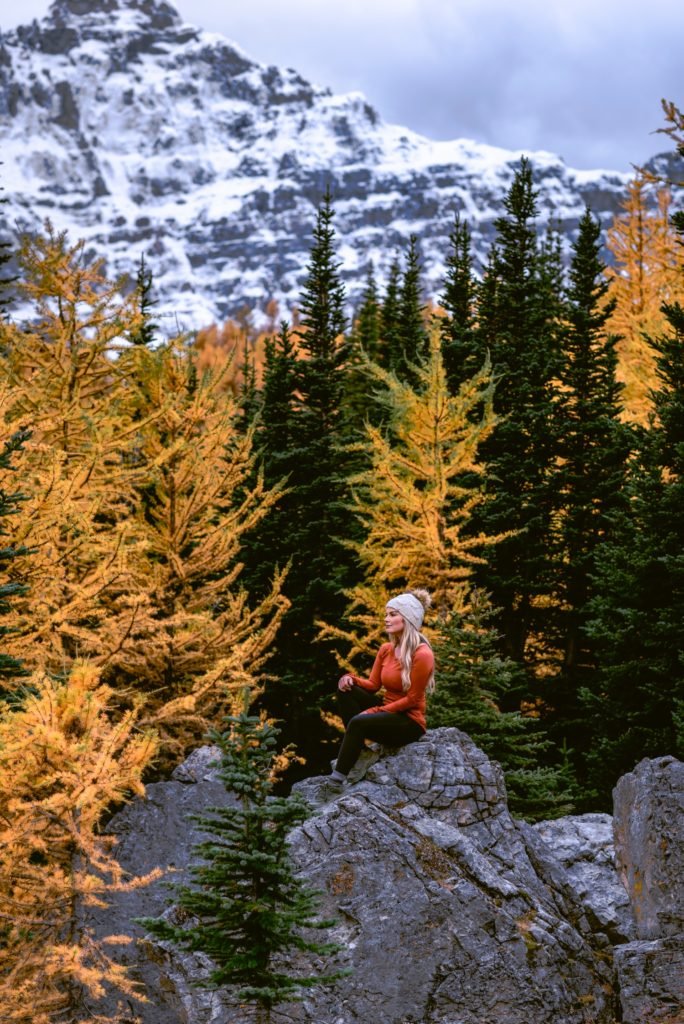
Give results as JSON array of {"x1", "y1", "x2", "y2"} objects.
[
  {"x1": 91, "y1": 729, "x2": 619, "y2": 1023},
  {"x1": 86, "y1": 733, "x2": 683, "y2": 1024},
  {"x1": 611, "y1": 756, "x2": 684, "y2": 1024},
  {"x1": 532, "y1": 813, "x2": 635, "y2": 945},
  {"x1": 287, "y1": 732, "x2": 615, "y2": 1024}
]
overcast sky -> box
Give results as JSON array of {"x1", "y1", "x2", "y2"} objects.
[{"x1": 2, "y1": 0, "x2": 682, "y2": 171}]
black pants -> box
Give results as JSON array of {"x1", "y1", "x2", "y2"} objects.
[{"x1": 335, "y1": 685, "x2": 423, "y2": 776}]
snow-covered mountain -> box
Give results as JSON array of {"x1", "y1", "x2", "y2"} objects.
[{"x1": 0, "y1": 0, "x2": 656, "y2": 330}]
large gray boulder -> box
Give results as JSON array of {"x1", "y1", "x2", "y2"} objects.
[
  {"x1": 533, "y1": 813, "x2": 635, "y2": 944},
  {"x1": 284, "y1": 730, "x2": 614, "y2": 1024},
  {"x1": 611, "y1": 756, "x2": 684, "y2": 1024},
  {"x1": 613, "y1": 756, "x2": 684, "y2": 940},
  {"x1": 613, "y1": 936, "x2": 684, "y2": 1024},
  {"x1": 91, "y1": 730, "x2": 621, "y2": 1023},
  {"x1": 82, "y1": 745, "x2": 228, "y2": 1024}
]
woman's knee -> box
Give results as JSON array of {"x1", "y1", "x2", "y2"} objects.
[{"x1": 346, "y1": 712, "x2": 368, "y2": 734}]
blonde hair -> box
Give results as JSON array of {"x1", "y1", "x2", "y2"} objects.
[{"x1": 389, "y1": 589, "x2": 435, "y2": 693}]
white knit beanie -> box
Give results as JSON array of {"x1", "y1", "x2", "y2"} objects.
[{"x1": 386, "y1": 592, "x2": 427, "y2": 631}]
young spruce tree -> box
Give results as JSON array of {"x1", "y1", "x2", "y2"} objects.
[
  {"x1": 380, "y1": 256, "x2": 402, "y2": 372},
  {"x1": 396, "y1": 234, "x2": 428, "y2": 385},
  {"x1": 138, "y1": 708, "x2": 344, "y2": 1024},
  {"x1": 439, "y1": 215, "x2": 479, "y2": 394}
]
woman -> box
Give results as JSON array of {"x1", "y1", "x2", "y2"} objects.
[{"x1": 327, "y1": 589, "x2": 435, "y2": 790}]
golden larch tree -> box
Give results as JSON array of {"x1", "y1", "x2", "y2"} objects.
[
  {"x1": 605, "y1": 174, "x2": 683, "y2": 423},
  {"x1": 0, "y1": 227, "x2": 153, "y2": 676},
  {"x1": 322, "y1": 326, "x2": 504, "y2": 665},
  {"x1": 107, "y1": 339, "x2": 289, "y2": 757},
  {"x1": 0, "y1": 662, "x2": 158, "y2": 1024}
]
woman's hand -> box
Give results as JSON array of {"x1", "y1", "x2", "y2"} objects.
[
  {"x1": 361, "y1": 706, "x2": 383, "y2": 714},
  {"x1": 338, "y1": 674, "x2": 355, "y2": 692}
]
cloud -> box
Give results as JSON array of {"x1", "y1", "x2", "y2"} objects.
[
  {"x1": 183, "y1": 0, "x2": 682, "y2": 169},
  {"x1": 3, "y1": 0, "x2": 682, "y2": 169}
]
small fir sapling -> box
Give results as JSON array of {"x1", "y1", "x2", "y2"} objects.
[{"x1": 137, "y1": 707, "x2": 347, "y2": 1022}]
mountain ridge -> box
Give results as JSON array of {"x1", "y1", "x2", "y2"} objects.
[{"x1": 0, "y1": 0, "x2": 665, "y2": 329}]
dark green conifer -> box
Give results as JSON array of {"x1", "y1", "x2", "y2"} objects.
[
  {"x1": 138, "y1": 709, "x2": 344, "y2": 1022},
  {"x1": 583, "y1": 216, "x2": 684, "y2": 801},
  {"x1": 380, "y1": 256, "x2": 402, "y2": 372},
  {"x1": 259, "y1": 321, "x2": 300, "y2": 485},
  {"x1": 439, "y1": 215, "x2": 478, "y2": 393},
  {"x1": 342, "y1": 263, "x2": 382, "y2": 439},
  {"x1": 241, "y1": 321, "x2": 299, "y2": 602},
  {"x1": 257, "y1": 191, "x2": 355, "y2": 754},
  {"x1": 355, "y1": 261, "x2": 381, "y2": 360},
  {"x1": 549, "y1": 210, "x2": 631, "y2": 781},
  {"x1": 396, "y1": 234, "x2": 428, "y2": 385},
  {"x1": 235, "y1": 334, "x2": 261, "y2": 434},
  {"x1": 128, "y1": 254, "x2": 158, "y2": 346},
  {"x1": 428, "y1": 591, "x2": 576, "y2": 820},
  {"x1": 470, "y1": 159, "x2": 562, "y2": 669}
]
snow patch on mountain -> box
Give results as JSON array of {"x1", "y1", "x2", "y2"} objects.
[{"x1": 0, "y1": 0, "x2": 642, "y2": 330}]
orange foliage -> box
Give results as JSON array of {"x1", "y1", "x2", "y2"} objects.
[
  {"x1": 605, "y1": 174, "x2": 683, "y2": 423},
  {"x1": 0, "y1": 663, "x2": 158, "y2": 1024}
]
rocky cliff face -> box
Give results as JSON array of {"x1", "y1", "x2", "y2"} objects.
[
  {"x1": 0, "y1": 0, "x2": 648, "y2": 328},
  {"x1": 612, "y1": 757, "x2": 684, "y2": 1024},
  {"x1": 81, "y1": 731, "x2": 684, "y2": 1024}
]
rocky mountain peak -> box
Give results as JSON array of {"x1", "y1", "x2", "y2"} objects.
[
  {"x1": 9, "y1": 0, "x2": 196, "y2": 61},
  {"x1": 0, "y1": 0, "x2": 665, "y2": 329},
  {"x1": 45, "y1": 0, "x2": 182, "y2": 34}
]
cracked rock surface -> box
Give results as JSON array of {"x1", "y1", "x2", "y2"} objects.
[
  {"x1": 611, "y1": 756, "x2": 684, "y2": 1024},
  {"x1": 92, "y1": 729, "x2": 620, "y2": 1023},
  {"x1": 532, "y1": 813, "x2": 635, "y2": 944},
  {"x1": 286, "y1": 729, "x2": 614, "y2": 1024}
]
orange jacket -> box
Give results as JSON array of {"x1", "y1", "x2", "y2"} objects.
[{"x1": 351, "y1": 642, "x2": 433, "y2": 730}]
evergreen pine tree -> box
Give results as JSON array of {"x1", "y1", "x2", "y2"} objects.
[
  {"x1": 470, "y1": 159, "x2": 562, "y2": 671},
  {"x1": 138, "y1": 708, "x2": 344, "y2": 1023},
  {"x1": 380, "y1": 256, "x2": 402, "y2": 371},
  {"x1": 241, "y1": 321, "x2": 300, "y2": 601},
  {"x1": 0, "y1": 426, "x2": 30, "y2": 696},
  {"x1": 342, "y1": 263, "x2": 383, "y2": 438},
  {"x1": 355, "y1": 261, "x2": 381, "y2": 360},
  {"x1": 396, "y1": 234, "x2": 428, "y2": 385},
  {"x1": 549, "y1": 210, "x2": 631, "y2": 776},
  {"x1": 583, "y1": 257, "x2": 684, "y2": 801},
  {"x1": 428, "y1": 590, "x2": 576, "y2": 821},
  {"x1": 128, "y1": 253, "x2": 158, "y2": 347},
  {"x1": 236, "y1": 333, "x2": 261, "y2": 434},
  {"x1": 439, "y1": 215, "x2": 478, "y2": 393},
  {"x1": 264, "y1": 189, "x2": 355, "y2": 751}
]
